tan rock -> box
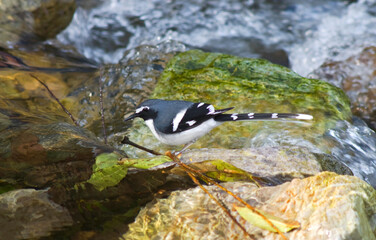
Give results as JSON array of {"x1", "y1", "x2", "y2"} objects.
[{"x1": 123, "y1": 172, "x2": 376, "y2": 239}]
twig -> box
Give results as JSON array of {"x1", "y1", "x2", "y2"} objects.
[
  {"x1": 166, "y1": 152, "x2": 288, "y2": 240},
  {"x1": 121, "y1": 136, "x2": 162, "y2": 155},
  {"x1": 99, "y1": 69, "x2": 108, "y2": 144},
  {"x1": 30, "y1": 74, "x2": 79, "y2": 126}
]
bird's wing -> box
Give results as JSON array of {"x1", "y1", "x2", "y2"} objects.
[{"x1": 173, "y1": 102, "x2": 233, "y2": 132}]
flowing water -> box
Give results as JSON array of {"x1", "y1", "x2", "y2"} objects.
[
  {"x1": 327, "y1": 118, "x2": 376, "y2": 187},
  {"x1": 57, "y1": 0, "x2": 349, "y2": 65}
]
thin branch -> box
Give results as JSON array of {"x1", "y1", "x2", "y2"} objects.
[
  {"x1": 121, "y1": 136, "x2": 162, "y2": 155},
  {"x1": 30, "y1": 74, "x2": 79, "y2": 126},
  {"x1": 99, "y1": 69, "x2": 108, "y2": 144}
]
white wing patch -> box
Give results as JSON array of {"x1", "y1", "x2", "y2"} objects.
[
  {"x1": 272, "y1": 113, "x2": 278, "y2": 119},
  {"x1": 197, "y1": 102, "x2": 205, "y2": 108},
  {"x1": 172, "y1": 109, "x2": 187, "y2": 132},
  {"x1": 231, "y1": 113, "x2": 238, "y2": 120},
  {"x1": 248, "y1": 113, "x2": 254, "y2": 118},
  {"x1": 186, "y1": 120, "x2": 196, "y2": 126},
  {"x1": 207, "y1": 105, "x2": 215, "y2": 114},
  {"x1": 136, "y1": 106, "x2": 149, "y2": 113}
]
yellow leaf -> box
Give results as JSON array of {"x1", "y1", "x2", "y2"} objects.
[{"x1": 234, "y1": 206, "x2": 300, "y2": 233}]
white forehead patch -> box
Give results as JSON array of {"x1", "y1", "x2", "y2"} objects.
[
  {"x1": 136, "y1": 106, "x2": 149, "y2": 113},
  {"x1": 197, "y1": 102, "x2": 205, "y2": 108}
]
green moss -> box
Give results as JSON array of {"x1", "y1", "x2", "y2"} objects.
[{"x1": 153, "y1": 50, "x2": 350, "y2": 119}]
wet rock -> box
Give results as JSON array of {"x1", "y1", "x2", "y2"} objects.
[
  {"x1": 0, "y1": 0, "x2": 76, "y2": 44},
  {"x1": 124, "y1": 50, "x2": 351, "y2": 156},
  {"x1": 155, "y1": 50, "x2": 350, "y2": 122},
  {"x1": 310, "y1": 46, "x2": 376, "y2": 130},
  {"x1": 0, "y1": 189, "x2": 73, "y2": 240},
  {"x1": 123, "y1": 172, "x2": 376, "y2": 240}
]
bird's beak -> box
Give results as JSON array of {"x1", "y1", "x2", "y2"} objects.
[{"x1": 124, "y1": 113, "x2": 138, "y2": 122}]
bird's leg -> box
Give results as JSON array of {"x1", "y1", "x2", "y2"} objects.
[{"x1": 174, "y1": 140, "x2": 196, "y2": 156}]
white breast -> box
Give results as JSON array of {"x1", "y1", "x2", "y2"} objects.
[{"x1": 145, "y1": 119, "x2": 221, "y2": 145}]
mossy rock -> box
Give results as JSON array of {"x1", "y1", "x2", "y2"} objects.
[{"x1": 124, "y1": 50, "x2": 351, "y2": 155}]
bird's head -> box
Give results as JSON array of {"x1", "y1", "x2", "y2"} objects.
[{"x1": 124, "y1": 99, "x2": 159, "y2": 122}]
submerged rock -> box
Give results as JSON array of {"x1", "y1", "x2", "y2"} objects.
[{"x1": 123, "y1": 172, "x2": 376, "y2": 240}]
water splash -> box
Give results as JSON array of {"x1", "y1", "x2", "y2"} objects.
[
  {"x1": 289, "y1": 1, "x2": 376, "y2": 76},
  {"x1": 326, "y1": 118, "x2": 376, "y2": 187}
]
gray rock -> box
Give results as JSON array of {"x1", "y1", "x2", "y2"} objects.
[{"x1": 0, "y1": 0, "x2": 76, "y2": 43}]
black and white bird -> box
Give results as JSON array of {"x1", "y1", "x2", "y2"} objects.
[{"x1": 124, "y1": 99, "x2": 313, "y2": 152}]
